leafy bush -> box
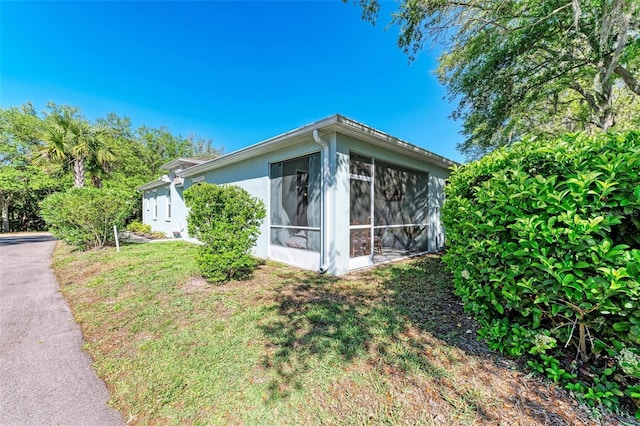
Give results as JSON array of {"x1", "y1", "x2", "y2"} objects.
[
  {"x1": 126, "y1": 221, "x2": 152, "y2": 234},
  {"x1": 442, "y1": 131, "x2": 640, "y2": 415},
  {"x1": 41, "y1": 187, "x2": 134, "y2": 249},
  {"x1": 184, "y1": 183, "x2": 266, "y2": 283}
]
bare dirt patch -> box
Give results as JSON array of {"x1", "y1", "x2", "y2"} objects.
[{"x1": 178, "y1": 277, "x2": 211, "y2": 294}]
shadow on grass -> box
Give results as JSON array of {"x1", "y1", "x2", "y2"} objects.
[
  {"x1": 258, "y1": 255, "x2": 601, "y2": 424},
  {"x1": 258, "y1": 256, "x2": 480, "y2": 399}
]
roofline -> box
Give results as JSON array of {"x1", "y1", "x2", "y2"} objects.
[
  {"x1": 178, "y1": 114, "x2": 457, "y2": 177},
  {"x1": 332, "y1": 115, "x2": 458, "y2": 168},
  {"x1": 160, "y1": 157, "x2": 208, "y2": 171},
  {"x1": 136, "y1": 179, "x2": 170, "y2": 191}
]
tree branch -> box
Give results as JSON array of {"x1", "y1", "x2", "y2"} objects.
[
  {"x1": 571, "y1": 82, "x2": 599, "y2": 112},
  {"x1": 615, "y1": 64, "x2": 640, "y2": 96}
]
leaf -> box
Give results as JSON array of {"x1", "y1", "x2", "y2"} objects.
[{"x1": 612, "y1": 322, "x2": 631, "y2": 332}]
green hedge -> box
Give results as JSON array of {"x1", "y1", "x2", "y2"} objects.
[
  {"x1": 184, "y1": 183, "x2": 265, "y2": 283},
  {"x1": 442, "y1": 131, "x2": 640, "y2": 414},
  {"x1": 40, "y1": 187, "x2": 134, "y2": 249}
]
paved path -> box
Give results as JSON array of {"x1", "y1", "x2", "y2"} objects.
[{"x1": 0, "y1": 233, "x2": 123, "y2": 426}]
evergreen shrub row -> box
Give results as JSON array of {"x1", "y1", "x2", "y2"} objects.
[{"x1": 441, "y1": 131, "x2": 640, "y2": 415}]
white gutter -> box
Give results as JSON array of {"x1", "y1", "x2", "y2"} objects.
[{"x1": 313, "y1": 129, "x2": 330, "y2": 274}]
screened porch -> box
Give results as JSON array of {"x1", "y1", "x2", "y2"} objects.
[{"x1": 349, "y1": 153, "x2": 429, "y2": 269}]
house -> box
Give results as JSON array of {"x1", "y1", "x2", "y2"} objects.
[{"x1": 137, "y1": 115, "x2": 457, "y2": 276}]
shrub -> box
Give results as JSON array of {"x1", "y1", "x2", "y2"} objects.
[
  {"x1": 184, "y1": 183, "x2": 266, "y2": 282},
  {"x1": 126, "y1": 221, "x2": 152, "y2": 234},
  {"x1": 41, "y1": 187, "x2": 134, "y2": 249},
  {"x1": 442, "y1": 131, "x2": 640, "y2": 415}
]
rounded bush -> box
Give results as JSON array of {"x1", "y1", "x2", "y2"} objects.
[
  {"x1": 184, "y1": 183, "x2": 266, "y2": 283},
  {"x1": 40, "y1": 187, "x2": 134, "y2": 249},
  {"x1": 442, "y1": 131, "x2": 639, "y2": 413}
]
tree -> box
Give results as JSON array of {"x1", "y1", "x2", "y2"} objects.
[
  {"x1": 353, "y1": 0, "x2": 640, "y2": 157},
  {"x1": 0, "y1": 104, "x2": 59, "y2": 232},
  {"x1": 39, "y1": 103, "x2": 116, "y2": 187},
  {"x1": 136, "y1": 125, "x2": 220, "y2": 174},
  {"x1": 2, "y1": 100, "x2": 223, "y2": 230}
]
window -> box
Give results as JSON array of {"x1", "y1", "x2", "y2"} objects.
[
  {"x1": 270, "y1": 153, "x2": 321, "y2": 252},
  {"x1": 153, "y1": 190, "x2": 158, "y2": 220},
  {"x1": 166, "y1": 190, "x2": 172, "y2": 220},
  {"x1": 349, "y1": 154, "x2": 373, "y2": 257}
]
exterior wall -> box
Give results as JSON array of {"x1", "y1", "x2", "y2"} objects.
[
  {"x1": 181, "y1": 140, "x2": 323, "y2": 269},
  {"x1": 140, "y1": 129, "x2": 452, "y2": 276},
  {"x1": 142, "y1": 183, "x2": 189, "y2": 238}
]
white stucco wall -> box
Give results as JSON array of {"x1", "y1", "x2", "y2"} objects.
[
  {"x1": 181, "y1": 140, "x2": 323, "y2": 266},
  {"x1": 142, "y1": 183, "x2": 189, "y2": 238}
]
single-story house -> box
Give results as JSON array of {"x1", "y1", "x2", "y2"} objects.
[{"x1": 137, "y1": 114, "x2": 457, "y2": 275}]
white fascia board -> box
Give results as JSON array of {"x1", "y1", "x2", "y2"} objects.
[
  {"x1": 160, "y1": 157, "x2": 208, "y2": 171},
  {"x1": 333, "y1": 115, "x2": 459, "y2": 169},
  {"x1": 136, "y1": 179, "x2": 170, "y2": 192}
]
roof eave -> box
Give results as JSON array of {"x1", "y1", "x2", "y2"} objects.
[
  {"x1": 333, "y1": 116, "x2": 458, "y2": 169},
  {"x1": 136, "y1": 179, "x2": 169, "y2": 192},
  {"x1": 161, "y1": 157, "x2": 208, "y2": 171},
  {"x1": 178, "y1": 115, "x2": 340, "y2": 177},
  {"x1": 177, "y1": 114, "x2": 458, "y2": 178}
]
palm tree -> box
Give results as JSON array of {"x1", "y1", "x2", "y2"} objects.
[{"x1": 39, "y1": 106, "x2": 115, "y2": 188}]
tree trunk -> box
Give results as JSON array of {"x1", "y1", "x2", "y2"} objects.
[
  {"x1": 595, "y1": 55, "x2": 616, "y2": 131},
  {"x1": 91, "y1": 175, "x2": 103, "y2": 189},
  {"x1": 1, "y1": 192, "x2": 12, "y2": 233},
  {"x1": 73, "y1": 157, "x2": 85, "y2": 188},
  {"x1": 578, "y1": 322, "x2": 588, "y2": 362}
]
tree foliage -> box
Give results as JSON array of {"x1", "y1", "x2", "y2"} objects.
[
  {"x1": 38, "y1": 103, "x2": 116, "y2": 188},
  {"x1": 40, "y1": 187, "x2": 134, "y2": 249},
  {"x1": 441, "y1": 131, "x2": 640, "y2": 413},
  {"x1": 0, "y1": 101, "x2": 221, "y2": 233},
  {"x1": 353, "y1": 0, "x2": 640, "y2": 157},
  {"x1": 0, "y1": 104, "x2": 60, "y2": 232}
]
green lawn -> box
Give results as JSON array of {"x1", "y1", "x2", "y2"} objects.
[{"x1": 53, "y1": 241, "x2": 606, "y2": 425}]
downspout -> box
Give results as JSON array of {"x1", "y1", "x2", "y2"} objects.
[{"x1": 313, "y1": 129, "x2": 330, "y2": 274}]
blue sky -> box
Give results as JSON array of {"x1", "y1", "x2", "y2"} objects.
[{"x1": 1, "y1": 1, "x2": 464, "y2": 163}]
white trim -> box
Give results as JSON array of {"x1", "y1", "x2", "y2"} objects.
[
  {"x1": 270, "y1": 225, "x2": 321, "y2": 231},
  {"x1": 137, "y1": 179, "x2": 168, "y2": 191},
  {"x1": 269, "y1": 245, "x2": 320, "y2": 271},
  {"x1": 349, "y1": 255, "x2": 373, "y2": 270},
  {"x1": 192, "y1": 175, "x2": 205, "y2": 183},
  {"x1": 161, "y1": 157, "x2": 207, "y2": 171}
]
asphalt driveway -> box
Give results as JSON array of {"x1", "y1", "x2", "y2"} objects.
[{"x1": 0, "y1": 233, "x2": 123, "y2": 425}]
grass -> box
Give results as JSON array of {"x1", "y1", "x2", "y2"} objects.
[{"x1": 53, "y1": 241, "x2": 620, "y2": 425}]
